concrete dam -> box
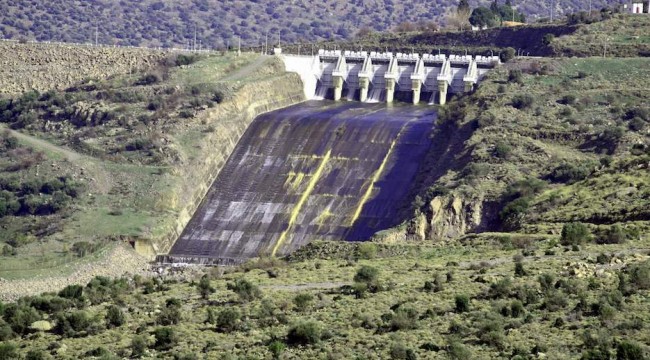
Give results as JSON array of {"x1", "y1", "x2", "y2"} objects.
[
  {"x1": 160, "y1": 50, "x2": 498, "y2": 264},
  {"x1": 162, "y1": 101, "x2": 436, "y2": 264}
]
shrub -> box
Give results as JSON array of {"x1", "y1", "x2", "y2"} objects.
[
  {"x1": 508, "y1": 70, "x2": 524, "y2": 84},
  {"x1": 629, "y1": 261, "x2": 650, "y2": 291},
  {"x1": 153, "y1": 327, "x2": 178, "y2": 350},
  {"x1": 390, "y1": 306, "x2": 419, "y2": 331},
  {"x1": 538, "y1": 273, "x2": 555, "y2": 293},
  {"x1": 511, "y1": 94, "x2": 534, "y2": 110},
  {"x1": 227, "y1": 279, "x2": 262, "y2": 302},
  {"x1": 135, "y1": 74, "x2": 160, "y2": 86},
  {"x1": 357, "y1": 242, "x2": 377, "y2": 259},
  {"x1": 54, "y1": 310, "x2": 100, "y2": 338},
  {"x1": 514, "y1": 262, "x2": 527, "y2": 277},
  {"x1": 131, "y1": 335, "x2": 148, "y2": 358},
  {"x1": 293, "y1": 293, "x2": 314, "y2": 312},
  {"x1": 175, "y1": 54, "x2": 199, "y2": 67},
  {"x1": 511, "y1": 300, "x2": 525, "y2": 317},
  {"x1": 268, "y1": 340, "x2": 286, "y2": 359},
  {"x1": 354, "y1": 266, "x2": 380, "y2": 289},
  {"x1": 212, "y1": 90, "x2": 225, "y2": 104},
  {"x1": 447, "y1": 338, "x2": 472, "y2": 359},
  {"x1": 197, "y1": 275, "x2": 215, "y2": 300},
  {"x1": 390, "y1": 342, "x2": 418, "y2": 360},
  {"x1": 500, "y1": 197, "x2": 530, "y2": 231},
  {"x1": 58, "y1": 284, "x2": 84, "y2": 300},
  {"x1": 501, "y1": 47, "x2": 516, "y2": 62},
  {"x1": 156, "y1": 298, "x2": 182, "y2": 325},
  {"x1": 25, "y1": 349, "x2": 50, "y2": 360},
  {"x1": 488, "y1": 278, "x2": 512, "y2": 299},
  {"x1": 105, "y1": 305, "x2": 125, "y2": 328},
  {"x1": 559, "y1": 94, "x2": 577, "y2": 105},
  {"x1": 596, "y1": 225, "x2": 626, "y2": 244},
  {"x1": 454, "y1": 295, "x2": 470, "y2": 313},
  {"x1": 0, "y1": 343, "x2": 19, "y2": 360},
  {"x1": 286, "y1": 320, "x2": 323, "y2": 345},
  {"x1": 216, "y1": 308, "x2": 241, "y2": 332},
  {"x1": 493, "y1": 141, "x2": 512, "y2": 159},
  {"x1": 561, "y1": 223, "x2": 591, "y2": 245},
  {"x1": 542, "y1": 33, "x2": 555, "y2": 45},
  {"x1": 550, "y1": 162, "x2": 595, "y2": 184},
  {"x1": 615, "y1": 341, "x2": 645, "y2": 360}
]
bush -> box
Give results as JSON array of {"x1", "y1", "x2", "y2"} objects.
[
  {"x1": 268, "y1": 340, "x2": 286, "y2": 359},
  {"x1": 357, "y1": 242, "x2": 377, "y2": 259},
  {"x1": 500, "y1": 197, "x2": 530, "y2": 231},
  {"x1": 105, "y1": 305, "x2": 125, "y2": 328},
  {"x1": 25, "y1": 349, "x2": 50, "y2": 360},
  {"x1": 488, "y1": 278, "x2": 512, "y2": 299},
  {"x1": 390, "y1": 306, "x2": 419, "y2": 331},
  {"x1": 131, "y1": 335, "x2": 148, "y2": 358},
  {"x1": 227, "y1": 279, "x2": 262, "y2": 302},
  {"x1": 135, "y1": 74, "x2": 160, "y2": 86},
  {"x1": 58, "y1": 284, "x2": 84, "y2": 300},
  {"x1": 596, "y1": 225, "x2": 627, "y2": 244},
  {"x1": 293, "y1": 293, "x2": 314, "y2": 312},
  {"x1": 501, "y1": 47, "x2": 516, "y2": 62},
  {"x1": 493, "y1": 141, "x2": 512, "y2": 159},
  {"x1": 447, "y1": 338, "x2": 472, "y2": 359},
  {"x1": 390, "y1": 342, "x2": 418, "y2": 360},
  {"x1": 559, "y1": 94, "x2": 577, "y2": 105},
  {"x1": 153, "y1": 327, "x2": 178, "y2": 350},
  {"x1": 212, "y1": 90, "x2": 225, "y2": 104},
  {"x1": 286, "y1": 320, "x2": 323, "y2": 345},
  {"x1": 156, "y1": 298, "x2": 182, "y2": 325},
  {"x1": 511, "y1": 94, "x2": 534, "y2": 110},
  {"x1": 514, "y1": 262, "x2": 527, "y2": 277},
  {"x1": 354, "y1": 265, "x2": 380, "y2": 289},
  {"x1": 436, "y1": 101, "x2": 467, "y2": 126},
  {"x1": 629, "y1": 261, "x2": 650, "y2": 291},
  {"x1": 0, "y1": 343, "x2": 19, "y2": 360},
  {"x1": 615, "y1": 341, "x2": 645, "y2": 360},
  {"x1": 216, "y1": 308, "x2": 241, "y2": 332},
  {"x1": 561, "y1": 223, "x2": 591, "y2": 245},
  {"x1": 175, "y1": 54, "x2": 199, "y2": 66},
  {"x1": 197, "y1": 275, "x2": 215, "y2": 300},
  {"x1": 454, "y1": 295, "x2": 470, "y2": 313},
  {"x1": 550, "y1": 162, "x2": 595, "y2": 184},
  {"x1": 508, "y1": 70, "x2": 523, "y2": 84},
  {"x1": 54, "y1": 310, "x2": 100, "y2": 338}
]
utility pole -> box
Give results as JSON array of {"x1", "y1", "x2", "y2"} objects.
[
  {"x1": 193, "y1": 25, "x2": 197, "y2": 52},
  {"x1": 95, "y1": 25, "x2": 98, "y2": 46},
  {"x1": 237, "y1": 36, "x2": 241, "y2": 56},
  {"x1": 265, "y1": 31, "x2": 268, "y2": 55}
]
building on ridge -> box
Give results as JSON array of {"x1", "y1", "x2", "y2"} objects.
[{"x1": 631, "y1": 1, "x2": 650, "y2": 13}]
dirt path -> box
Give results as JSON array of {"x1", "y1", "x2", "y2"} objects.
[
  {"x1": 261, "y1": 282, "x2": 349, "y2": 291},
  {"x1": 220, "y1": 55, "x2": 272, "y2": 82},
  {"x1": 1, "y1": 125, "x2": 83, "y2": 162}
]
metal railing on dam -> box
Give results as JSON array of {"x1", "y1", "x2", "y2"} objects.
[
  {"x1": 282, "y1": 49, "x2": 500, "y2": 105},
  {"x1": 159, "y1": 101, "x2": 437, "y2": 265}
]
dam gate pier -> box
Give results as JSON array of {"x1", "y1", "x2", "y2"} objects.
[{"x1": 283, "y1": 50, "x2": 500, "y2": 105}]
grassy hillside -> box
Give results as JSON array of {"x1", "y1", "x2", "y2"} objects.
[
  {"x1": 0, "y1": 0, "x2": 623, "y2": 48},
  {"x1": 0, "y1": 47, "x2": 302, "y2": 284}
]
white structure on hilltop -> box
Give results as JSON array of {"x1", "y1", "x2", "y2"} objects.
[{"x1": 631, "y1": 1, "x2": 649, "y2": 13}]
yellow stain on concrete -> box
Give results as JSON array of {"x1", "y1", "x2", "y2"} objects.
[
  {"x1": 284, "y1": 172, "x2": 306, "y2": 191},
  {"x1": 349, "y1": 139, "x2": 397, "y2": 226},
  {"x1": 316, "y1": 208, "x2": 334, "y2": 228},
  {"x1": 272, "y1": 149, "x2": 332, "y2": 256},
  {"x1": 349, "y1": 121, "x2": 413, "y2": 227}
]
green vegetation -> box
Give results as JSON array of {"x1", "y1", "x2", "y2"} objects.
[{"x1": 1, "y1": 239, "x2": 649, "y2": 358}]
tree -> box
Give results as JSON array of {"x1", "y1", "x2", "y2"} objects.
[
  {"x1": 227, "y1": 279, "x2": 262, "y2": 302},
  {"x1": 470, "y1": 7, "x2": 499, "y2": 28},
  {"x1": 217, "y1": 308, "x2": 241, "y2": 332},
  {"x1": 286, "y1": 320, "x2": 324, "y2": 345}
]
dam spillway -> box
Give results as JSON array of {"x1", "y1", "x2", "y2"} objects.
[
  {"x1": 283, "y1": 50, "x2": 500, "y2": 105},
  {"x1": 162, "y1": 101, "x2": 436, "y2": 264}
]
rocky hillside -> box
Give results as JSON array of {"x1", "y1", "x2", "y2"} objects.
[
  {"x1": 0, "y1": 0, "x2": 622, "y2": 48},
  {"x1": 0, "y1": 42, "x2": 167, "y2": 95}
]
